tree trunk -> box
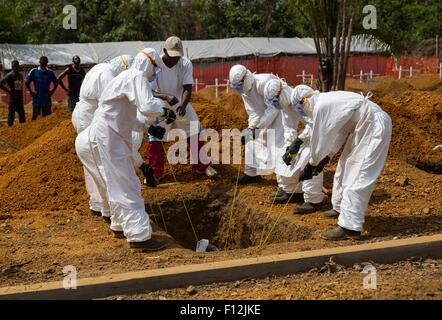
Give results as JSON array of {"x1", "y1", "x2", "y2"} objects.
[
  {"x1": 339, "y1": 9, "x2": 354, "y2": 90},
  {"x1": 332, "y1": 0, "x2": 344, "y2": 91}
]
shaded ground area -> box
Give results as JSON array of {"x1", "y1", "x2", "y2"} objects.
[
  {"x1": 111, "y1": 259, "x2": 442, "y2": 300},
  {"x1": 0, "y1": 76, "x2": 441, "y2": 293}
]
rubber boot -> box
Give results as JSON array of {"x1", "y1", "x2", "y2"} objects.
[
  {"x1": 268, "y1": 189, "x2": 304, "y2": 204},
  {"x1": 129, "y1": 239, "x2": 167, "y2": 252},
  {"x1": 293, "y1": 202, "x2": 323, "y2": 215},
  {"x1": 323, "y1": 209, "x2": 340, "y2": 219},
  {"x1": 321, "y1": 226, "x2": 361, "y2": 241},
  {"x1": 236, "y1": 174, "x2": 262, "y2": 185}
]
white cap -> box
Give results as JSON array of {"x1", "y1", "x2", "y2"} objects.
[{"x1": 165, "y1": 36, "x2": 184, "y2": 57}]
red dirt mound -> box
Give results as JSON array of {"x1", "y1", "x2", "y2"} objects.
[
  {"x1": 0, "y1": 120, "x2": 88, "y2": 213},
  {"x1": 0, "y1": 104, "x2": 71, "y2": 150},
  {"x1": 373, "y1": 90, "x2": 442, "y2": 164},
  {"x1": 192, "y1": 88, "x2": 248, "y2": 131}
]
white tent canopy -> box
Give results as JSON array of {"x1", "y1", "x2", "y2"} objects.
[{"x1": 0, "y1": 36, "x2": 388, "y2": 69}]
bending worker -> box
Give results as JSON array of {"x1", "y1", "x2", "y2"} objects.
[
  {"x1": 73, "y1": 55, "x2": 134, "y2": 222},
  {"x1": 295, "y1": 87, "x2": 392, "y2": 240},
  {"x1": 77, "y1": 48, "x2": 176, "y2": 252},
  {"x1": 228, "y1": 64, "x2": 282, "y2": 185},
  {"x1": 263, "y1": 80, "x2": 325, "y2": 214}
]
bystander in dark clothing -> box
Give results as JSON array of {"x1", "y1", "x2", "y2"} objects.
[
  {"x1": 0, "y1": 60, "x2": 26, "y2": 126},
  {"x1": 58, "y1": 55, "x2": 86, "y2": 112},
  {"x1": 25, "y1": 56, "x2": 58, "y2": 120}
]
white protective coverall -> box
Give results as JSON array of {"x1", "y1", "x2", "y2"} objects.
[
  {"x1": 72, "y1": 55, "x2": 134, "y2": 134},
  {"x1": 132, "y1": 111, "x2": 149, "y2": 168},
  {"x1": 240, "y1": 73, "x2": 284, "y2": 176},
  {"x1": 77, "y1": 49, "x2": 165, "y2": 242},
  {"x1": 73, "y1": 55, "x2": 134, "y2": 217},
  {"x1": 266, "y1": 81, "x2": 324, "y2": 204},
  {"x1": 307, "y1": 91, "x2": 392, "y2": 231},
  {"x1": 153, "y1": 55, "x2": 201, "y2": 139}
]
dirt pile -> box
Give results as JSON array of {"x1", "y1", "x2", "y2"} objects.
[
  {"x1": 346, "y1": 75, "x2": 442, "y2": 96},
  {"x1": 0, "y1": 120, "x2": 88, "y2": 213},
  {"x1": 192, "y1": 88, "x2": 248, "y2": 131},
  {"x1": 0, "y1": 104, "x2": 71, "y2": 150},
  {"x1": 373, "y1": 90, "x2": 442, "y2": 165}
]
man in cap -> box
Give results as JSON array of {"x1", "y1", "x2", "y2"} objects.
[{"x1": 148, "y1": 36, "x2": 217, "y2": 185}]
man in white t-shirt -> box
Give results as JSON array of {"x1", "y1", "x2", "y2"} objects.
[{"x1": 149, "y1": 36, "x2": 217, "y2": 184}]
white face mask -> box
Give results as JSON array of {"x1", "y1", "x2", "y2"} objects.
[{"x1": 303, "y1": 95, "x2": 316, "y2": 119}]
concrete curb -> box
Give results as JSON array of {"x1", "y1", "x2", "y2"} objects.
[{"x1": 1, "y1": 234, "x2": 441, "y2": 300}]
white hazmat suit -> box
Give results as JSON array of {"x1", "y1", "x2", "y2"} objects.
[
  {"x1": 73, "y1": 55, "x2": 134, "y2": 218},
  {"x1": 72, "y1": 55, "x2": 135, "y2": 134},
  {"x1": 77, "y1": 49, "x2": 166, "y2": 242},
  {"x1": 229, "y1": 65, "x2": 282, "y2": 176},
  {"x1": 304, "y1": 90, "x2": 392, "y2": 231},
  {"x1": 263, "y1": 81, "x2": 324, "y2": 205}
]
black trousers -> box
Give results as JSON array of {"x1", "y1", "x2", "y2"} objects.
[
  {"x1": 8, "y1": 100, "x2": 26, "y2": 126},
  {"x1": 32, "y1": 104, "x2": 52, "y2": 120}
]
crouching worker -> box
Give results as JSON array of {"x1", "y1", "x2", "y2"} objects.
[
  {"x1": 81, "y1": 48, "x2": 176, "y2": 252},
  {"x1": 263, "y1": 81, "x2": 325, "y2": 214},
  {"x1": 296, "y1": 88, "x2": 392, "y2": 240}
]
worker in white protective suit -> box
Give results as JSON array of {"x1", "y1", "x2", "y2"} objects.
[
  {"x1": 262, "y1": 80, "x2": 325, "y2": 214},
  {"x1": 228, "y1": 65, "x2": 284, "y2": 185},
  {"x1": 72, "y1": 55, "x2": 134, "y2": 134},
  {"x1": 73, "y1": 55, "x2": 134, "y2": 221},
  {"x1": 77, "y1": 48, "x2": 177, "y2": 251},
  {"x1": 148, "y1": 36, "x2": 217, "y2": 183},
  {"x1": 295, "y1": 87, "x2": 392, "y2": 240}
]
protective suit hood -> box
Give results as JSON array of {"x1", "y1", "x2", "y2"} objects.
[
  {"x1": 229, "y1": 64, "x2": 255, "y2": 94},
  {"x1": 108, "y1": 55, "x2": 134, "y2": 75},
  {"x1": 132, "y1": 48, "x2": 162, "y2": 82},
  {"x1": 291, "y1": 85, "x2": 319, "y2": 119},
  {"x1": 263, "y1": 79, "x2": 291, "y2": 110}
]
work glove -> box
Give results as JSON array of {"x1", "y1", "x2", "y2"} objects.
[
  {"x1": 163, "y1": 107, "x2": 176, "y2": 124},
  {"x1": 241, "y1": 128, "x2": 257, "y2": 145},
  {"x1": 299, "y1": 156, "x2": 331, "y2": 181},
  {"x1": 299, "y1": 163, "x2": 317, "y2": 181},
  {"x1": 315, "y1": 156, "x2": 331, "y2": 175},
  {"x1": 148, "y1": 125, "x2": 166, "y2": 140},
  {"x1": 282, "y1": 138, "x2": 304, "y2": 166}
]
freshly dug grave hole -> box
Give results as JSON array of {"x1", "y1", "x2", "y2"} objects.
[{"x1": 146, "y1": 190, "x2": 313, "y2": 251}]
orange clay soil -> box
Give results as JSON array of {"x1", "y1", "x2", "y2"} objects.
[{"x1": 0, "y1": 76, "x2": 440, "y2": 289}]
